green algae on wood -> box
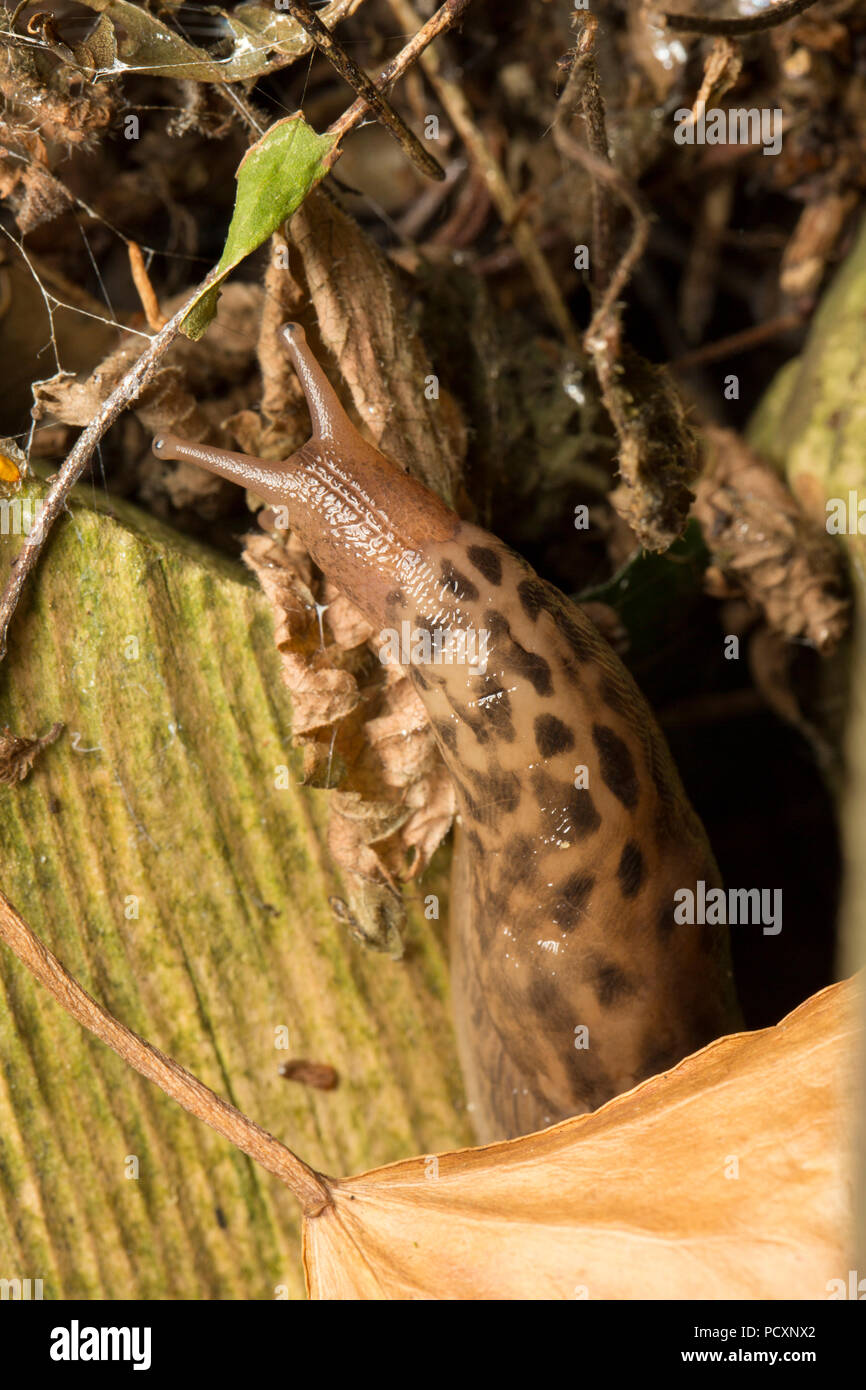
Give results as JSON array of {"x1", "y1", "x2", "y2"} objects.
[{"x1": 0, "y1": 478, "x2": 470, "y2": 1300}]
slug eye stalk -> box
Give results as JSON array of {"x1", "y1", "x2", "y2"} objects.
[{"x1": 152, "y1": 322, "x2": 380, "y2": 501}]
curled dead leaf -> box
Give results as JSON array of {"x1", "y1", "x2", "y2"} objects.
[
  {"x1": 304, "y1": 977, "x2": 857, "y2": 1300},
  {"x1": 695, "y1": 425, "x2": 850, "y2": 652},
  {"x1": 596, "y1": 344, "x2": 701, "y2": 552},
  {"x1": 0, "y1": 722, "x2": 63, "y2": 785},
  {"x1": 243, "y1": 529, "x2": 456, "y2": 954}
]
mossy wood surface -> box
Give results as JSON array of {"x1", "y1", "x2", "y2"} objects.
[{"x1": 0, "y1": 481, "x2": 470, "y2": 1300}]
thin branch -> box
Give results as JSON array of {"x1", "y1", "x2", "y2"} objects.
[
  {"x1": 0, "y1": 887, "x2": 333, "y2": 1216},
  {"x1": 127, "y1": 240, "x2": 168, "y2": 331},
  {"x1": 289, "y1": 0, "x2": 445, "y2": 181},
  {"x1": 383, "y1": 0, "x2": 581, "y2": 353},
  {"x1": 671, "y1": 311, "x2": 803, "y2": 370},
  {"x1": 662, "y1": 0, "x2": 820, "y2": 36},
  {"x1": 0, "y1": 267, "x2": 220, "y2": 661},
  {"x1": 553, "y1": 16, "x2": 650, "y2": 342},
  {"x1": 328, "y1": 0, "x2": 475, "y2": 143},
  {"x1": 558, "y1": 131, "x2": 651, "y2": 346},
  {"x1": 555, "y1": 13, "x2": 614, "y2": 298}
]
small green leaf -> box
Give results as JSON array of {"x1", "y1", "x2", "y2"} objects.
[
  {"x1": 182, "y1": 115, "x2": 337, "y2": 341},
  {"x1": 576, "y1": 519, "x2": 709, "y2": 668}
]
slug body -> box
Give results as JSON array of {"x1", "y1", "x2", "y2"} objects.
[{"x1": 154, "y1": 323, "x2": 740, "y2": 1143}]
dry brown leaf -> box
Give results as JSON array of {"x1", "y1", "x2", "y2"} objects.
[
  {"x1": 695, "y1": 426, "x2": 850, "y2": 651},
  {"x1": 243, "y1": 529, "x2": 456, "y2": 954},
  {"x1": 781, "y1": 192, "x2": 859, "y2": 299},
  {"x1": 304, "y1": 976, "x2": 857, "y2": 1300},
  {"x1": 691, "y1": 37, "x2": 744, "y2": 115},
  {"x1": 290, "y1": 189, "x2": 465, "y2": 503},
  {"x1": 0, "y1": 722, "x2": 63, "y2": 785}
]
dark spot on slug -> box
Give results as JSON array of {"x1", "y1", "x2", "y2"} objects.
[
  {"x1": 636, "y1": 1038, "x2": 682, "y2": 1082},
  {"x1": 588, "y1": 957, "x2": 636, "y2": 1008},
  {"x1": 517, "y1": 578, "x2": 551, "y2": 622},
  {"x1": 446, "y1": 693, "x2": 491, "y2": 744},
  {"x1": 527, "y1": 975, "x2": 559, "y2": 1015},
  {"x1": 553, "y1": 607, "x2": 596, "y2": 663},
  {"x1": 412, "y1": 668, "x2": 429, "y2": 691},
  {"x1": 473, "y1": 675, "x2": 516, "y2": 742},
  {"x1": 385, "y1": 588, "x2": 407, "y2": 611},
  {"x1": 433, "y1": 718, "x2": 458, "y2": 753},
  {"x1": 550, "y1": 872, "x2": 595, "y2": 930},
  {"x1": 617, "y1": 840, "x2": 645, "y2": 898},
  {"x1": 530, "y1": 769, "x2": 602, "y2": 840},
  {"x1": 465, "y1": 828, "x2": 485, "y2": 860},
  {"x1": 592, "y1": 723, "x2": 639, "y2": 810},
  {"x1": 496, "y1": 834, "x2": 538, "y2": 894},
  {"x1": 465, "y1": 766, "x2": 522, "y2": 820},
  {"x1": 485, "y1": 609, "x2": 511, "y2": 640},
  {"x1": 479, "y1": 889, "x2": 508, "y2": 932},
  {"x1": 452, "y1": 776, "x2": 479, "y2": 816},
  {"x1": 440, "y1": 559, "x2": 479, "y2": 603},
  {"x1": 486, "y1": 609, "x2": 554, "y2": 697},
  {"x1": 467, "y1": 545, "x2": 502, "y2": 586},
  {"x1": 534, "y1": 713, "x2": 575, "y2": 758},
  {"x1": 506, "y1": 641, "x2": 553, "y2": 697}
]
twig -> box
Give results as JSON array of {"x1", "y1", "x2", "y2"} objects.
[
  {"x1": 383, "y1": 0, "x2": 580, "y2": 352},
  {"x1": 662, "y1": 0, "x2": 820, "y2": 36},
  {"x1": 555, "y1": 129, "x2": 650, "y2": 346},
  {"x1": 671, "y1": 311, "x2": 803, "y2": 370},
  {"x1": 555, "y1": 15, "x2": 614, "y2": 297},
  {"x1": 327, "y1": 0, "x2": 474, "y2": 143},
  {"x1": 0, "y1": 887, "x2": 332, "y2": 1216},
  {"x1": 0, "y1": 267, "x2": 220, "y2": 661},
  {"x1": 288, "y1": 0, "x2": 445, "y2": 181},
  {"x1": 126, "y1": 240, "x2": 167, "y2": 331},
  {"x1": 555, "y1": 13, "x2": 650, "y2": 336}
]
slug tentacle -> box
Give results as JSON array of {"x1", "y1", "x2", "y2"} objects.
[{"x1": 154, "y1": 321, "x2": 741, "y2": 1143}]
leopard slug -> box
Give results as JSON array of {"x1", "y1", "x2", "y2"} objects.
[{"x1": 153, "y1": 322, "x2": 741, "y2": 1143}]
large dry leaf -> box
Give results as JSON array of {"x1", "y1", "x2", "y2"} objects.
[{"x1": 304, "y1": 977, "x2": 857, "y2": 1299}]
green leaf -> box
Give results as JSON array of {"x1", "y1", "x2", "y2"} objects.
[
  {"x1": 576, "y1": 519, "x2": 709, "y2": 668},
  {"x1": 181, "y1": 115, "x2": 338, "y2": 341}
]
